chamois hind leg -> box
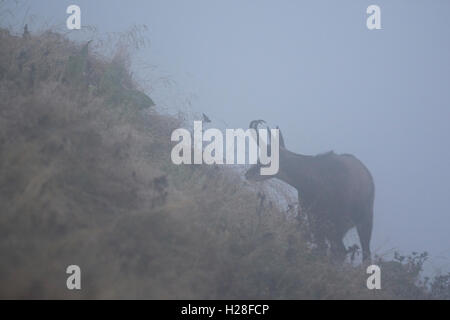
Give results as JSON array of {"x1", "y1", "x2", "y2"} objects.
[{"x1": 356, "y1": 213, "x2": 373, "y2": 262}]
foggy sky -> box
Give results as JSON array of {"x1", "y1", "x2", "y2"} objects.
[{"x1": 5, "y1": 0, "x2": 450, "y2": 272}]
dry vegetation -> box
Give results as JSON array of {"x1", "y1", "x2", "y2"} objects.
[{"x1": 0, "y1": 27, "x2": 448, "y2": 299}]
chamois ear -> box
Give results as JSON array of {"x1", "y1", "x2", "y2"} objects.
[{"x1": 276, "y1": 126, "x2": 285, "y2": 148}]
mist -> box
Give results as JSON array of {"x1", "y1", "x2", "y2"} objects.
[{"x1": 3, "y1": 0, "x2": 450, "y2": 284}]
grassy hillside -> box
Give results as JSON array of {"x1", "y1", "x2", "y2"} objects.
[{"x1": 0, "y1": 28, "x2": 448, "y2": 299}]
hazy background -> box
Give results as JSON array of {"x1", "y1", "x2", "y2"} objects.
[{"x1": 4, "y1": 0, "x2": 450, "y2": 273}]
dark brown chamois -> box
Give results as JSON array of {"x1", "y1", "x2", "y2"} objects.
[{"x1": 245, "y1": 120, "x2": 374, "y2": 262}]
